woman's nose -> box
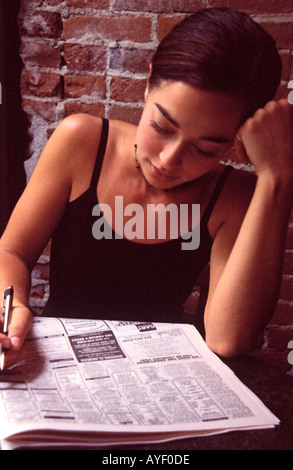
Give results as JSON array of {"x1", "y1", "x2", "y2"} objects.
[{"x1": 159, "y1": 142, "x2": 183, "y2": 169}]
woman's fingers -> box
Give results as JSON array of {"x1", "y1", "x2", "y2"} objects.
[
  {"x1": 0, "y1": 306, "x2": 33, "y2": 369},
  {"x1": 234, "y1": 133, "x2": 250, "y2": 164},
  {"x1": 235, "y1": 99, "x2": 293, "y2": 177}
]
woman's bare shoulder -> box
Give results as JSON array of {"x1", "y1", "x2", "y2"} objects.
[
  {"x1": 53, "y1": 113, "x2": 103, "y2": 154},
  {"x1": 48, "y1": 114, "x2": 104, "y2": 198},
  {"x1": 59, "y1": 112, "x2": 102, "y2": 132}
]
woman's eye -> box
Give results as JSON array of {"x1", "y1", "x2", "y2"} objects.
[
  {"x1": 151, "y1": 121, "x2": 174, "y2": 135},
  {"x1": 151, "y1": 120, "x2": 215, "y2": 157},
  {"x1": 192, "y1": 145, "x2": 214, "y2": 158}
]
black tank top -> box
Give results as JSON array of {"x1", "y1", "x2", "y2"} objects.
[{"x1": 44, "y1": 119, "x2": 233, "y2": 322}]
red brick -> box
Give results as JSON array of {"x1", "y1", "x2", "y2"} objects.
[
  {"x1": 114, "y1": 0, "x2": 202, "y2": 13},
  {"x1": 210, "y1": 0, "x2": 293, "y2": 14},
  {"x1": 19, "y1": 0, "x2": 45, "y2": 5},
  {"x1": 109, "y1": 47, "x2": 153, "y2": 75},
  {"x1": 47, "y1": 0, "x2": 64, "y2": 5},
  {"x1": 20, "y1": 40, "x2": 61, "y2": 68},
  {"x1": 65, "y1": 0, "x2": 109, "y2": 8},
  {"x1": 275, "y1": 84, "x2": 291, "y2": 101},
  {"x1": 279, "y1": 51, "x2": 293, "y2": 83},
  {"x1": 260, "y1": 21, "x2": 293, "y2": 49},
  {"x1": 63, "y1": 15, "x2": 152, "y2": 43},
  {"x1": 110, "y1": 77, "x2": 146, "y2": 103},
  {"x1": 64, "y1": 43, "x2": 107, "y2": 72},
  {"x1": 22, "y1": 0, "x2": 62, "y2": 4},
  {"x1": 272, "y1": 301, "x2": 293, "y2": 326},
  {"x1": 283, "y1": 252, "x2": 293, "y2": 276},
  {"x1": 21, "y1": 70, "x2": 62, "y2": 98},
  {"x1": 280, "y1": 275, "x2": 293, "y2": 302},
  {"x1": 64, "y1": 101, "x2": 105, "y2": 118},
  {"x1": 266, "y1": 326, "x2": 293, "y2": 351},
  {"x1": 22, "y1": 99, "x2": 57, "y2": 123},
  {"x1": 157, "y1": 16, "x2": 184, "y2": 42},
  {"x1": 108, "y1": 104, "x2": 143, "y2": 125},
  {"x1": 64, "y1": 75, "x2": 106, "y2": 99},
  {"x1": 286, "y1": 226, "x2": 293, "y2": 250},
  {"x1": 19, "y1": 10, "x2": 62, "y2": 39}
]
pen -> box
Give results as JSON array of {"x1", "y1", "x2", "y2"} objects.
[{"x1": 0, "y1": 286, "x2": 14, "y2": 371}]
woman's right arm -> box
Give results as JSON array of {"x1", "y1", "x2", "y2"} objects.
[{"x1": 0, "y1": 114, "x2": 102, "y2": 367}]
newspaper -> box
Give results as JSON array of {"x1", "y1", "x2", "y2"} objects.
[{"x1": 0, "y1": 317, "x2": 279, "y2": 449}]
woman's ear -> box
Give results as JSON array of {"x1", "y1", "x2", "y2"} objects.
[{"x1": 144, "y1": 63, "x2": 153, "y2": 101}]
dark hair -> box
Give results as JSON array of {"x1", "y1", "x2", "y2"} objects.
[{"x1": 150, "y1": 8, "x2": 282, "y2": 117}]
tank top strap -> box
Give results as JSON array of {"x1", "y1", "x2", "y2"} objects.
[
  {"x1": 201, "y1": 165, "x2": 233, "y2": 225},
  {"x1": 90, "y1": 118, "x2": 109, "y2": 188}
]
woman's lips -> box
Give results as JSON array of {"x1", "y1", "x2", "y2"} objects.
[{"x1": 149, "y1": 162, "x2": 178, "y2": 184}]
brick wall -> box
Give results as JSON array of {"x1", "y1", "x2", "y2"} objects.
[{"x1": 17, "y1": 0, "x2": 293, "y2": 373}]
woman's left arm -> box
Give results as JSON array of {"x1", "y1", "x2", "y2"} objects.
[{"x1": 204, "y1": 99, "x2": 293, "y2": 358}]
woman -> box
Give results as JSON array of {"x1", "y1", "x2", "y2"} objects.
[{"x1": 0, "y1": 7, "x2": 292, "y2": 364}]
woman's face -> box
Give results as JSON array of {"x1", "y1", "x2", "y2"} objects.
[{"x1": 136, "y1": 80, "x2": 245, "y2": 191}]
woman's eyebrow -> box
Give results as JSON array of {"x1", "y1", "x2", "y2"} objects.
[
  {"x1": 155, "y1": 102, "x2": 232, "y2": 144},
  {"x1": 198, "y1": 135, "x2": 232, "y2": 144},
  {"x1": 155, "y1": 103, "x2": 180, "y2": 128}
]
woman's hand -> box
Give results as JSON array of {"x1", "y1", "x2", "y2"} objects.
[
  {"x1": 235, "y1": 99, "x2": 293, "y2": 183},
  {"x1": 0, "y1": 306, "x2": 33, "y2": 369}
]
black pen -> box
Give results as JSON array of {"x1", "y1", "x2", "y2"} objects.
[{"x1": 0, "y1": 286, "x2": 14, "y2": 371}]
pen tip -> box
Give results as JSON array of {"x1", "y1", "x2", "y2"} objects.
[{"x1": 0, "y1": 354, "x2": 5, "y2": 372}]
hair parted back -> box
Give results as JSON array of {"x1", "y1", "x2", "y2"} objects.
[{"x1": 150, "y1": 7, "x2": 282, "y2": 117}]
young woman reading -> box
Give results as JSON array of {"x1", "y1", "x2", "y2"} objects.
[{"x1": 0, "y1": 8, "x2": 292, "y2": 365}]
